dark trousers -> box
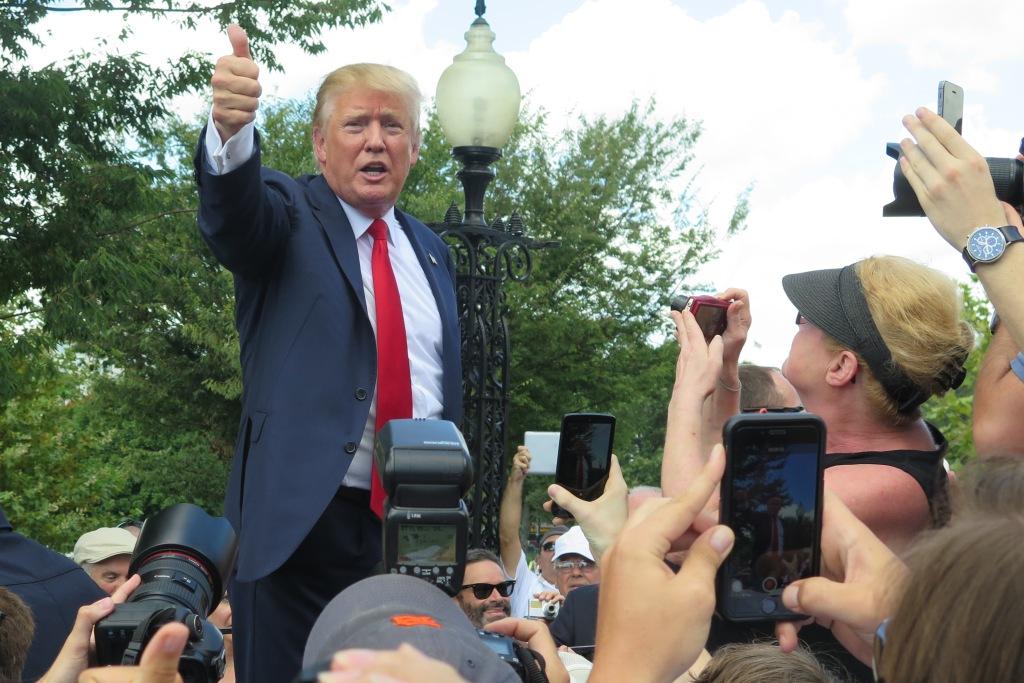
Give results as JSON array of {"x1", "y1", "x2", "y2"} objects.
[{"x1": 230, "y1": 490, "x2": 381, "y2": 683}]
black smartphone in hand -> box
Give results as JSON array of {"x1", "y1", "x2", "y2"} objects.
[
  {"x1": 717, "y1": 412, "x2": 825, "y2": 621},
  {"x1": 550, "y1": 413, "x2": 615, "y2": 520}
]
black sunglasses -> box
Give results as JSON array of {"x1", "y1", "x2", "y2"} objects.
[
  {"x1": 541, "y1": 542, "x2": 556, "y2": 552},
  {"x1": 461, "y1": 580, "x2": 515, "y2": 600},
  {"x1": 741, "y1": 406, "x2": 805, "y2": 413}
]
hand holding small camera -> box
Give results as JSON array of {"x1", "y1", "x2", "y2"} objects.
[{"x1": 714, "y1": 287, "x2": 751, "y2": 367}]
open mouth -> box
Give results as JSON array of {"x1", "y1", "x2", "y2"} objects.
[{"x1": 361, "y1": 161, "x2": 387, "y2": 177}]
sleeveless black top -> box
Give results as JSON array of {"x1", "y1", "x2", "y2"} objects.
[{"x1": 824, "y1": 422, "x2": 950, "y2": 525}]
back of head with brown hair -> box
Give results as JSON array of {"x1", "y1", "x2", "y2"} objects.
[
  {"x1": 694, "y1": 643, "x2": 843, "y2": 683},
  {"x1": 0, "y1": 587, "x2": 35, "y2": 683},
  {"x1": 738, "y1": 364, "x2": 786, "y2": 412},
  {"x1": 879, "y1": 510, "x2": 1024, "y2": 683},
  {"x1": 825, "y1": 255, "x2": 973, "y2": 425}
]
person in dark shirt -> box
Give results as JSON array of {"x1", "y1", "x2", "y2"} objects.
[{"x1": 0, "y1": 505, "x2": 105, "y2": 682}]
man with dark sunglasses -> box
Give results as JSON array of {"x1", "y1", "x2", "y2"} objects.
[{"x1": 453, "y1": 549, "x2": 515, "y2": 628}]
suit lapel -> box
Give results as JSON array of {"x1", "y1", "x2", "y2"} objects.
[
  {"x1": 306, "y1": 176, "x2": 368, "y2": 316},
  {"x1": 396, "y1": 208, "x2": 455, "y2": 327}
]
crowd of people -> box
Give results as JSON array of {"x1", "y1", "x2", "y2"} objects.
[{"x1": 2, "y1": 21, "x2": 1024, "y2": 683}]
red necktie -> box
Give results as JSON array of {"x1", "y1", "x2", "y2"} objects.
[{"x1": 368, "y1": 218, "x2": 412, "y2": 517}]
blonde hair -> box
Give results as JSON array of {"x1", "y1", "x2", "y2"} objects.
[
  {"x1": 312, "y1": 63, "x2": 422, "y2": 138},
  {"x1": 825, "y1": 255, "x2": 973, "y2": 425}
]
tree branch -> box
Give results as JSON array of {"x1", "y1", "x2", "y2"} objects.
[{"x1": 94, "y1": 208, "x2": 196, "y2": 239}]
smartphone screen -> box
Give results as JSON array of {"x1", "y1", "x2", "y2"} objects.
[
  {"x1": 552, "y1": 413, "x2": 615, "y2": 518},
  {"x1": 718, "y1": 414, "x2": 824, "y2": 621},
  {"x1": 938, "y1": 80, "x2": 963, "y2": 134}
]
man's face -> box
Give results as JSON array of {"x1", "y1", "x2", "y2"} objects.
[
  {"x1": 554, "y1": 553, "x2": 600, "y2": 596},
  {"x1": 454, "y1": 560, "x2": 511, "y2": 628},
  {"x1": 537, "y1": 534, "x2": 561, "y2": 584},
  {"x1": 313, "y1": 87, "x2": 420, "y2": 218},
  {"x1": 86, "y1": 555, "x2": 131, "y2": 595}
]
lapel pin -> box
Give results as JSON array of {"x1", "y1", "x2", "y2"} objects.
[{"x1": 428, "y1": 253, "x2": 438, "y2": 266}]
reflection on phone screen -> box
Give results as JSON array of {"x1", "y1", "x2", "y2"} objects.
[
  {"x1": 725, "y1": 429, "x2": 818, "y2": 598},
  {"x1": 555, "y1": 421, "x2": 613, "y2": 498}
]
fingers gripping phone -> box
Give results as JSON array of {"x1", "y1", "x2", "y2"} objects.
[
  {"x1": 717, "y1": 413, "x2": 825, "y2": 621},
  {"x1": 671, "y1": 295, "x2": 729, "y2": 343},
  {"x1": 550, "y1": 413, "x2": 616, "y2": 520},
  {"x1": 938, "y1": 80, "x2": 963, "y2": 134}
]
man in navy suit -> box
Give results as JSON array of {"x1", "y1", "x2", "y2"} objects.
[{"x1": 196, "y1": 26, "x2": 462, "y2": 683}]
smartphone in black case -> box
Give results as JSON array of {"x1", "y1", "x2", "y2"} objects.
[{"x1": 717, "y1": 412, "x2": 825, "y2": 621}]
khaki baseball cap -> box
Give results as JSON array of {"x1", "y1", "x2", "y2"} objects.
[{"x1": 73, "y1": 527, "x2": 137, "y2": 565}]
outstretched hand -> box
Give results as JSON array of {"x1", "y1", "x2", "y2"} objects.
[{"x1": 211, "y1": 24, "x2": 262, "y2": 143}]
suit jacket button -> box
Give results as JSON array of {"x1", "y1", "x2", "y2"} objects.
[
  {"x1": 344, "y1": 442, "x2": 357, "y2": 454},
  {"x1": 355, "y1": 388, "x2": 368, "y2": 401}
]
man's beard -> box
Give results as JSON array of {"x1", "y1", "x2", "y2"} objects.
[{"x1": 460, "y1": 598, "x2": 510, "y2": 628}]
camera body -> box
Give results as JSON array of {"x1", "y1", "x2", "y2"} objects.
[
  {"x1": 883, "y1": 81, "x2": 1024, "y2": 217},
  {"x1": 526, "y1": 598, "x2": 560, "y2": 621},
  {"x1": 670, "y1": 295, "x2": 730, "y2": 343},
  {"x1": 377, "y1": 419, "x2": 473, "y2": 595},
  {"x1": 94, "y1": 503, "x2": 237, "y2": 683}
]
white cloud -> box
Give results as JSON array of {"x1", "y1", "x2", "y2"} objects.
[{"x1": 844, "y1": 0, "x2": 1024, "y2": 77}]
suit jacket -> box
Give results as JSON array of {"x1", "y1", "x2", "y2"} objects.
[
  {"x1": 194, "y1": 131, "x2": 462, "y2": 582},
  {"x1": 549, "y1": 583, "x2": 599, "y2": 662},
  {"x1": 0, "y1": 506, "x2": 106, "y2": 682}
]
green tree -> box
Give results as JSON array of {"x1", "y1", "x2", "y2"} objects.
[{"x1": 0, "y1": 0, "x2": 386, "y2": 402}]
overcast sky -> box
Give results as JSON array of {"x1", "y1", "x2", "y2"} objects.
[{"x1": 27, "y1": 0, "x2": 1024, "y2": 364}]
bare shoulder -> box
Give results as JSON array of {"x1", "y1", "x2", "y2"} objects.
[{"x1": 824, "y1": 464, "x2": 931, "y2": 553}]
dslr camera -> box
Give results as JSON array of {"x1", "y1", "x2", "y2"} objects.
[
  {"x1": 375, "y1": 419, "x2": 550, "y2": 683},
  {"x1": 94, "y1": 503, "x2": 237, "y2": 683},
  {"x1": 883, "y1": 81, "x2": 1023, "y2": 217}
]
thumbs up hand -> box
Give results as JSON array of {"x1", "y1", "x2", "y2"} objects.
[{"x1": 211, "y1": 24, "x2": 262, "y2": 144}]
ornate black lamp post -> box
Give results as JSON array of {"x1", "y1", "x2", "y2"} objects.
[{"x1": 433, "y1": 1, "x2": 556, "y2": 549}]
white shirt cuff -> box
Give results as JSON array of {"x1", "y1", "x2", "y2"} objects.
[{"x1": 204, "y1": 112, "x2": 255, "y2": 175}]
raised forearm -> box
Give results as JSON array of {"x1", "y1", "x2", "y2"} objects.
[{"x1": 499, "y1": 478, "x2": 525, "y2": 575}]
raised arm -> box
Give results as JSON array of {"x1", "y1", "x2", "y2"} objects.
[
  {"x1": 700, "y1": 288, "x2": 750, "y2": 456},
  {"x1": 661, "y1": 310, "x2": 723, "y2": 497},
  {"x1": 498, "y1": 445, "x2": 531, "y2": 576},
  {"x1": 900, "y1": 108, "x2": 1024, "y2": 350},
  {"x1": 973, "y1": 321, "x2": 1024, "y2": 457}
]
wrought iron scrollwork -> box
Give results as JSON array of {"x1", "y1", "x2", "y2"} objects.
[{"x1": 431, "y1": 209, "x2": 555, "y2": 549}]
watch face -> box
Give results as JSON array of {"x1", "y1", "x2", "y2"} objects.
[{"x1": 967, "y1": 227, "x2": 1006, "y2": 263}]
